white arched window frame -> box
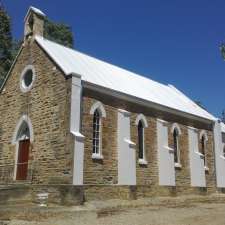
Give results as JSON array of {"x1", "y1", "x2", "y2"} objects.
[
  {"x1": 12, "y1": 115, "x2": 34, "y2": 180},
  {"x1": 199, "y1": 130, "x2": 209, "y2": 170},
  {"x1": 135, "y1": 114, "x2": 148, "y2": 165},
  {"x1": 90, "y1": 101, "x2": 106, "y2": 159},
  {"x1": 20, "y1": 65, "x2": 36, "y2": 93},
  {"x1": 171, "y1": 123, "x2": 182, "y2": 167}
]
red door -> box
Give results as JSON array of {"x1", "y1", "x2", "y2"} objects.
[{"x1": 16, "y1": 139, "x2": 30, "y2": 180}]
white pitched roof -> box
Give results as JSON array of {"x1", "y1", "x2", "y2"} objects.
[
  {"x1": 221, "y1": 123, "x2": 225, "y2": 133},
  {"x1": 35, "y1": 36, "x2": 216, "y2": 121}
]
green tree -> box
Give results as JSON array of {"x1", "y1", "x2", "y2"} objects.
[
  {"x1": 0, "y1": 5, "x2": 74, "y2": 88},
  {"x1": 44, "y1": 19, "x2": 74, "y2": 48},
  {"x1": 0, "y1": 3, "x2": 13, "y2": 85},
  {"x1": 220, "y1": 44, "x2": 225, "y2": 60}
]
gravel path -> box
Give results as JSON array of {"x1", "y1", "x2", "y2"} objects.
[{"x1": 5, "y1": 202, "x2": 225, "y2": 225}]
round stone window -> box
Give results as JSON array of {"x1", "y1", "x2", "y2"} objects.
[{"x1": 20, "y1": 65, "x2": 35, "y2": 92}]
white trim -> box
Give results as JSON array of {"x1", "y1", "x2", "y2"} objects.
[
  {"x1": 135, "y1": 115, "x2": 148, "y2": 163},
  {"x1": 118, "y1": 109, "x2": 131, "y2": 116},
  {"x1": 13, "y1": 142, "x2": 19, "y2": 181},
  {"x1": 199, "y1": 130, "x2": 208, "y2": 141},
  {"x1": 187, "y1": 126, "x2": 198, "y2": 131},
  {"x1": 90, "y1": 101, "x2": 106, "y2": 118},
  {"x1": 92, "y1": 153, "x2": 104, "y2": 160},
  {"x1": 20, "y1": 65, "x2": 36, "y2": 93},
  {"x1": 117, "y1": 110, "x2": 136, "y2": 185},
  {"x1": 135, "y1": 114, "x2": 148, "y2": 127},
  {"x1": 171, "y1": 123, "x2": 181, "y2": 165},
  {"x1": 171, "y1": 123, "x2": 182, "y2": 135},
  {"x1": 12, "y1": 115, "x2": 33, "y2": 181},
  {"x1": 164, "y1": 145, "x2": 174, "y2": 153},
  {"x1": 12, "y1": 115, "x2": 34, "y2": 144},
  {"x1": 70, "y1": 76, "x2": 84, "y2": 185},
  {"x1": 157, "y1": 119, "x2": 168, "y2": 124},
  {"x1": 175, "y1": 162, "x2": 182, "y2": 168},
  {"x1": 138, "y1": 158, "x2": 148, "y2": 165},
  {"x1": 92, "y1": 110, "x2": 103, "y2": 157},
  {"x1": 124, "y1": 138, "x2": 136, "y2": 147},
  {"x1": 199, "y1": 130, "x2": 208, "y2": 167},
  {"x1": 195, "y1": 151, "x2": 204, "y2": 159},
  {"x1": 70, "y1": 131, "x2": 85, "y2": 141}
]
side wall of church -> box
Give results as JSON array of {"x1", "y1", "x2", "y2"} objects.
[{"x1": 82, "y1": 88, "x2": 216, "y2": 194}]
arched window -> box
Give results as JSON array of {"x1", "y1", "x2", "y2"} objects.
[
  {"x1": 90, "y1": 101, "x2": 106, "y2": 159},
  {"x1": 200, "y1": 135, "x2": 206, "y2": 166},
  {"x1": 135, "y1": 114, "x2": 148, "y2": 164},
  {"x1": 171, "y1": 123, "x2": 182, "y2": 166},
  {"x1": 200, "y1": 131, "x2": 208, "y2": 167},
  {"x1": 173, "y1": 128, "x2": 180, "y2": 164},
  {"x1": 92, "y1": 109, "x2": 101, "y2": 155},
  {"x1": 138, "y1": 120, "x2": 144, "y2": 160}
]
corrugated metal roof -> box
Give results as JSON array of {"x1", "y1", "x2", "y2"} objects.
[{"x1": 35, "y1": 36, "x2": 216, "y2": 121}]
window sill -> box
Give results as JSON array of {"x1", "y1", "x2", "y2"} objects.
[
  {"x1": 124, "y1": 138, "x2": 136, "y2": 148},
  {"x1": 195, "y1": 151, "x2": 204, "y2": 159},
  {"x1": 164, "y1": 146, "x2": 174, "y2": 153},
  {"x1": 92, "y1": 153, "x2": 104, "y2": 160},
  {"x1": 138, "y1": 159, "x2": 148, "y2": 165},
  {"x1": 174, "y1": 163, "x2": 182, "y2": 169}
]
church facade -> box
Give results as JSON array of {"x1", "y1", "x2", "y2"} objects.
[{"x1": 0, "y1": 7, "x2": 225, "y2": 201}]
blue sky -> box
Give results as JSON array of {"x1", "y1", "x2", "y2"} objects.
[{"x1": 3, "y1": 0, "x2": 225, "y2": 118}]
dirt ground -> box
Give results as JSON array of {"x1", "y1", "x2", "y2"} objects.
[{"x1": 2, "y1": 201, "x2": 225, "y2": 225}]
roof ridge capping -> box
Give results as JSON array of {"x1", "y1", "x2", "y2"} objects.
[{"x1": 24, "y1": 6, "x2": 46, "y2": 21}]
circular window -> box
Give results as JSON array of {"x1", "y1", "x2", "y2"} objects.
[{"x1": 20, "y1": 65, "x2": 35, "y2": 92}]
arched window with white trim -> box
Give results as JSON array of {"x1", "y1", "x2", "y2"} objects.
[
  {"x1": 138, "y1": 120, "x2": 144, "y2": 160},
  {"x1": 90, "y1": 101, "x2": 106, "y2": 159},
  {"x1": 12, "y1": 115, "x2": 34, "y2": 181},
  {"x1": 171, "y1": 123, "x2": 181, "y2": 165},
  {"x1": 200, "y1": 131, "x2": 208, "y2": 167},
  {"x1": 135, "y1": 114, "x2": 148, "y2": 164},
  {"x1": 92, "y1": 109, "x2": 101, "y2": 155}
]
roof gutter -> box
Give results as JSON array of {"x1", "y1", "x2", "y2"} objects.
[
  {"x1": 34, "y1": 36, "x2": 216, "y2": 126},
  {"x1": 83, "y1": 81, "x2": 215, "y2": 126}
]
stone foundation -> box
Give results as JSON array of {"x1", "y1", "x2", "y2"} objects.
[
  {"x1": 0, "y1": 184, "x2": 220, "y2": 206},
  {"x1": 0, "y1": 185, "x2": 84, "y2": 206}
]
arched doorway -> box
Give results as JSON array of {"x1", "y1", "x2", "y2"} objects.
[{"x1": 12, "y1": 115, "x2": 33, "y2": 181}]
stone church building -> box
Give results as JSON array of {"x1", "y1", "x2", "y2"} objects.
[{"x1": 0, "y1": 7, "x2": 225, "y2": 202}]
